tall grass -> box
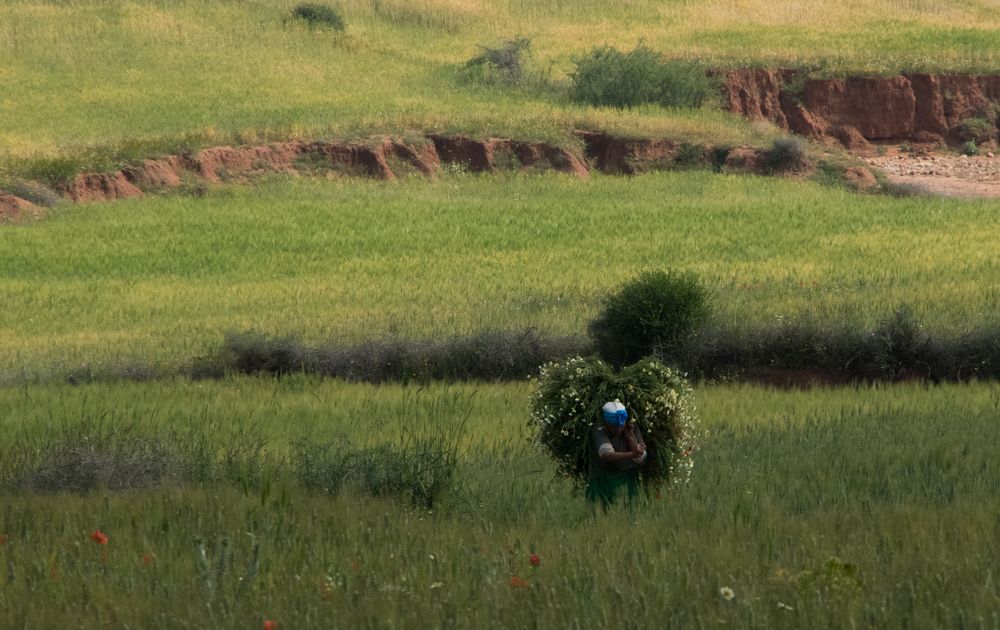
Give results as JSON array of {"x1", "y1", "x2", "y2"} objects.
[
  {"x1": 2, "y1": 173, "x2": 998, "y2": 375},
  {"x1": 0, "y1": 379, "x2": 997, "y2": 627}
]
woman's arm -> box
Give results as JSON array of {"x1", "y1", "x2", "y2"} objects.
[
  {"x1": 625, "y1": 425, "x2": 646, "y2": 454},
  {"x1": 626, "y1": 425, "x2": 647, "y2": 465},
  {"x1": 596, "y1": 428, "x2": 640, "y2": 462},
  {"x1": 600, "y1": 449, "x2": 641, "y2": 462}
]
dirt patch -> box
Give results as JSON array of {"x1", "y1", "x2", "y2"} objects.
[
  {"x1": 429, "y1": 135, "x2": 495, "y2": 172},
  {"x1": 579, "y1": 132, "x2": 682, "y2": 174},
  {"x1": 64, "y1": 172, "x2": 144, "y2": 203},
  {"x1": 122, "y1": 157, "x2": 186, "y2": 190},
  {"x1": 384, "y1": 140, "x2": 440, "y2": 177},
  {"x1": 721, "y1": 146, "x2": 766, "y2": 173},
  {"x1": 0, "y1": 192, "x2": 43, "y2": 223},
  {"x1": 721, "y1": 68, "x2": 794, "y2": 128},
  {"x1": 842, "y1": 166, "x2": 879, "y2": 191},
  {"x1": 829, "y1": 125, "x2": 872, "y2": 153},
  {"x1": 867, "y1": 150, "x2": 1000, "y2": 198},
  {"x1": 193, "y1": 142, "x2": 303, "y2": 183}
]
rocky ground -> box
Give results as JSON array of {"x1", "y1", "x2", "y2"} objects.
[{"x1": 866, "y1": 150, "x2": 1000, "y2": 199}]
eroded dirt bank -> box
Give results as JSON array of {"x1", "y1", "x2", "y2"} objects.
[
  {"x1": 19, "y1": 69, "x2": 1000, "y2": 215},
  {"x1": 1, "y1": 133, "x2": 817, "y2": 217},
  {"x1": 723, "y1": 69, "x2": 1000, "y2": 150}
]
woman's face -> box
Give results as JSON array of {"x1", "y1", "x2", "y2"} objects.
[{"x1": 605, "y1": 421, "x2": 625, "y2": 436}]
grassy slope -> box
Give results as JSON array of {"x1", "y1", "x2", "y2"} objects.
[
  {"x1": 2, "y1": 0, "x2": 1000, "y2": 164},
  {"x1": 2, "y1": 173, "x2": 998, "y2": 373},
  {"x1": 0, "y1": 379, "x2": 997, "y2": 627}
]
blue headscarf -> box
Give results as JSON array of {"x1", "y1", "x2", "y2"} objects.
[{"x1": 601, "y1": 401, "x2": 628, "y2": 426}]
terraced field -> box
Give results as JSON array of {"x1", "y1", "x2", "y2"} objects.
[{"x1": 2, "y1": 2, "x2": 999, "y2": 628}]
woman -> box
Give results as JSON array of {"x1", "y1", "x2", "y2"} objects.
[{"x1": 586, "y1": 400, "x2": 647, "y2": 509}]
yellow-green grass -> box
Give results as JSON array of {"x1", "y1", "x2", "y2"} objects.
[
  {"x1": 2, "y1": 0, "x2": 1000, "y2": 165},
  {"x1": 0, "y1": 379, "x2": 997, "y2": 627},
  {"x1": 2, "y1": 172, "x2": 998, "y2": 375}
]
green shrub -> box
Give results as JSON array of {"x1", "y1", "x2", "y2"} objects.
[
  {"x1": 589, "y1": 270, "x2": 711, "y2": 367},
  {"x1": 290, "y1": 3, "x2": 345, "y2": 31},
  {"x1": 221, "y1": 330, "x2": 306, "y2": 376},
  {"x1": 961, "y1": 140, "x2": 979, "y2": 156},
  {"x1": 462, "y1": 37, "x2": 532, "y2": 85},
  {"x1": 569, "y1": 43, "x2": 715, "y2": 109},
  {"x1": 528, "y1": 356, "x2": 698, "y2": 489},
  {"x1": 955, "y1": 115, "x2": 995, "y2": 143},
  {"x1": 766, "y1": 137, "x2": 809, "y2": 172},
  {"x1": 674, "y1": 143, "x2": 709, "y2": 169},
  {"x1": 292, "y1": 424, "x2": 462, "y2": 508},
  {"x1": 859, "y1": 305, "x2": 930, "y2": 380},
  {"x1": 6, "y1": 180, "x2": 62, "y2": 207}
]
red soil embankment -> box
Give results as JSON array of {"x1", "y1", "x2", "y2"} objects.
[
  {"x1": 0, "y1": 192, "x2": 42, "y2": 223},
  {"x1": 723, "y1": 69, "x2": 1000, "y2": 151},
  {"x1": 54, "y1": 137, "x2": 593, "y2": 204},
  {"x1": 19, "y1": 134, "x2": 780, "y2": 207}
]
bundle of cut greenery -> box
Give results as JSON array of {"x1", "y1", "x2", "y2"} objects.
[{"x1": 529, "y1": 356, "x2": 699, "y2": 489}]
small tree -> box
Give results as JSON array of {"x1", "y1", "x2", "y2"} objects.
[{"x1": 589, "y1": 270, "x2": 711, "y2": 367}]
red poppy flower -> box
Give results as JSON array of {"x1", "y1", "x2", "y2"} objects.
[
  {"x1": 0, "y1": 533, "x2": 7, "y2": 545},
  {"x1": 529, "y1": 554, "x2": 540, "y2": 567},
  {"x1": 90, "y1": 529, "x2": 108, "y2": 545},
  {"x1": 263, "y1": 620, "x2": 278, "y2": 630},
  {"x1": 508, "y1": 575, "x2": 529, "y2": 588},
  {"x1": 142, "y1": 553, "x2": 154, "y2": 566}
]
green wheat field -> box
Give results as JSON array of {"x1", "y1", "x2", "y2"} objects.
[{"x1": 2, "y1": 1, "x2": 1000, "y2": 628}]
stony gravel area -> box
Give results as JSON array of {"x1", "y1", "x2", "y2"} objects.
[{"x1": 865, "y1": 152, "x2": 1000, "y2": 198}]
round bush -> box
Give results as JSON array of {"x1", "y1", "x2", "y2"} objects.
[
  {"x1": 588, "y1": 270, "x2": 710, "y2": 367},
  {"x1": 528, "y1": 356, "x2": 698, "y2": 489}
]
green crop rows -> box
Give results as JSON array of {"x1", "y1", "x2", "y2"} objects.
[
  {"x1": 3, "y1": 174, "x2": 998, "y2": 375},
  {"x1": 0, "y1": 380, "x2": 998, "y2": 627}
]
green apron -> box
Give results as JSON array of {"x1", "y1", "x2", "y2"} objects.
[{"x1": 586, "y1": 468, "x2": 640, "y2": 510}]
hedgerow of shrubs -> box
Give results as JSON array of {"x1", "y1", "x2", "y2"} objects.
[
  {"x1": 528, "y1": 356, "x2": 698, "y2": 489},
  {"x1": 589, "y1": 270, "x2": 711, "y2": 368},
  {"x1": 569, "y1": 43, "x2": 716, "y2": 109},
  {"x1": 190, "y1": 329, "x2": 586, "y2": 382}
]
